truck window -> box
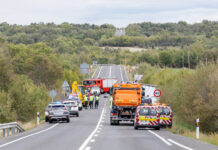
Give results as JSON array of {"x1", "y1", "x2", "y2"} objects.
[
  {"x1": 163, "y1": 108, "x2": 170, "y2": 115},
  {"x1": 139, "y1": 107, "x2": 157, "y2": 116},
  {"x1": 98, "y1": 81, "x2": 100, "y2": 84}
]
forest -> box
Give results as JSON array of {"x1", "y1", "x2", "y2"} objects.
[{"x1": 0, "y1": 21, "x2": 217, "y2": 134}]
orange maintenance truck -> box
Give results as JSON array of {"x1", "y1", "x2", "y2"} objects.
[{"x1": 110, "y1": 83, "x2": 142, "y2": 125}]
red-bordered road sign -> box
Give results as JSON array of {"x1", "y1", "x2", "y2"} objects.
[{"x1": 154, "y1": 89, "x2": 161, "y2": 97}]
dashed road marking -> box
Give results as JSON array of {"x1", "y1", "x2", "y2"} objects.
[
  {"x1": 85, "y1": 146, "x2": 91, "y2": 150},
  {"x1": 90, "y1": 139, "x2": 95, "y2": 143},
  {"x1": 78, "y1": 106, "x2": 105, "y2": 150},
  {"x1": 168, "y1": 139, "x2": 194, "y2": 150}
]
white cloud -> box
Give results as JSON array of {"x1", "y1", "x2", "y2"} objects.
[{"x1": 0, "y1": 0, "x2": 217, "y2": 27}]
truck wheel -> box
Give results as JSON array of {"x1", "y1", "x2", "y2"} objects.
[
  {"x1": 110, "y1": 118, "x2": 114, "y2": 125},
  {"x1": 116, "y1": 121, "x2": 120, "y2": 125}
]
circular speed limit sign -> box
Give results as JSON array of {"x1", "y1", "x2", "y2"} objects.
[{"x1": 154, "y1": 89, "x2": 161, "y2": 97}]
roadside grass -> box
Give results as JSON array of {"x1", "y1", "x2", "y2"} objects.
[{"x1": 167, "y1": 116, "x2": 218, "y2": 146}]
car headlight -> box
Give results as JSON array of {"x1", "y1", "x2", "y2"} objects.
[{"x1": 45, "y1": 111, "x2": 49, "y2": 116}]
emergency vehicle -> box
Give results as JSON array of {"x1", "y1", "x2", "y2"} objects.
[
  {"x1": 157, "y1": 104, "x2": 173, "y2": 128},
  {"x1": 83, "y1": 78, "x2": 117, "y2": 93},
  {"x1": 134, "y1": 105, "x2": 160, "y2": 130}
]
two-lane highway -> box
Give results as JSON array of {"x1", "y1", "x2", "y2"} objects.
[{"x1": 0, "y1": 65, "x2": 217, "y2": 150}]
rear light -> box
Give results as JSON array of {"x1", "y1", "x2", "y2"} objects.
[
  {"x1": 73, "y1": 106, "x2": 77, "y2": 107},
  {"x1": 63, "y1": 107, "x2": 67, "y2": 110},
  {"x1": 50, "y1": 108, "x2": 53, "y2": 111},
  {"x1": 111, "y1": 113, "x2": 117, "y2": 116}
]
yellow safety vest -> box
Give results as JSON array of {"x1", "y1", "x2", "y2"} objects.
[
  {"x1": 96, "y1": 96, "x2": 99, "y2": 101},
  {"x1": 90, "y1": 96, "x2": 94, "y2": 101},
  {"x1": 85, "y1": 97, "x2": 88, "y2": 102}
]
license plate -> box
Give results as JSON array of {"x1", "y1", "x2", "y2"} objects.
[{"x1": 139, "y1": 116, "x2": 156, "y2": 121}]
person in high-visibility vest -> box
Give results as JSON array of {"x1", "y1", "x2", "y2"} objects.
[
  {"x1": 84, "y1": 95, "x2": 88, "y2": 109},
  {"x1": 110, "y1": 96, "x2": 113, "y2": 109},
  {"x1": 89, "y1": 95, "x2": 94, "y2": 109},
  {"x1": 95, "y1": 95, "x2": 100, "y2": 109}
]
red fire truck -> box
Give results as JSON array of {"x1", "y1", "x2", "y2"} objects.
[{"x1": 83, "y1": 78, "x2": 117, "y2": 93}]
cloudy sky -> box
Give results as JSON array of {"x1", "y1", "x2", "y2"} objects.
[{"x1": 0, "y1": 0, "x2": 218, "y2": 27}]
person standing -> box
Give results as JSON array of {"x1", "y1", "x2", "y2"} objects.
[
  {"x1": 95, "y1": 95, "x2": 99, "y2": 109},
  {"x1": 110, "y1": 96, "x2": 113, "y2": 109},
  {"x1": 84, "y1": 95, "x2": 88, "y2": 109},
  {"x1": 89, "y1": 95, "x2": 94, "y2": 109}
]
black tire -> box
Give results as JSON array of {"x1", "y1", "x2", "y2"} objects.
[
  {"x1": 116, "y1": 120, "x2": 120, "y2": 125},
  {"x1": 155, "y1": 126, "x2": 160, "y2": 130},
  {"x1": 66, "y1": 118, "x2": 70, "y2": 123},
  {"x1": 134, "y1": 126, "x2": 138, "y2": 130},
  {"x1": 77, "y1": 113, "x2": 79, "y2": 117},
  {"x1": 110, "y1": 118, "x2": 114, "y2": 125},
  {"x1": 49, "y1": 119, "x2": 53, "y2": 124},
  {"x1": 45, "y1": 117, "x2": 49, "y2": 122}
]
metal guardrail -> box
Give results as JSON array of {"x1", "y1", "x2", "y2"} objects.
[{"x1": 0, "y1": 122, "x2": 24, "y2": 137}]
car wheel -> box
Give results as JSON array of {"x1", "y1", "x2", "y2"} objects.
[
  {"x1": 77, "y1": 113, "x2": 79, "y2": 117},
  {"x1": 66, "y1": 118, "x2": 70, "y2": 123},
  {"x1": 155, "y1": 126, "x2": 160, "y2": 130},
  {"x1": 45, "y1": 117, "x2": 49, "y2": 122},
  {"x1": 49, "y1": 119, "x2": 53, "y2": 124}
]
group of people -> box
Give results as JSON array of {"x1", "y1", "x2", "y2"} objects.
[{"x1": 84, "y1": 94, "x2": 100, "y2": 109}]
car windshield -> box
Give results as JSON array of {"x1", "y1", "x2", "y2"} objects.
[
  {"x1": 139, "y1": 107, "x2": 157, "y2": 116},
  {"x1": 63, "y1": 101, "x2": 76, "y2": 106},
  {"x1": 159, "y1": 107, "x2": 170, "y2": 115},
  {"x1": 52, "y1": 105, "x2": 65, "y2": 110},
  {"x1": 83, "y1": 81, "x2": 93, "y2": 85}
]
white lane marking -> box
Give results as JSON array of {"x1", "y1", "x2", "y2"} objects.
[
  {"x1": 97, "y1": 66, "x2": 102, "y2": 78},
  {"x1": 148, "y1": 130, "x2": 172, "y2": 146},
  {"x1": 91, "y1": 66, "x2": 99, "y2": 79},
  {"x1": 85, "y1": 146, "x2": 91, "y2": 150},
  {"x1": 109, "y1": 66, "x2": 112, "y2": 78},
  {"x1": 119, "y1": 65, "x2": 124, "y2": 82},
  {"x1": 90, "y1": 139, "x2": 95, "y2": 143},
  {"x1": 78, "y1": 107, "x2": 105, "y2": 150},
  {"x1": 0, "y1": 123, "x2": 59, "y2": 148},
  {"x1": 168, "y1": 139, "x2": 194, "y2": 150}
]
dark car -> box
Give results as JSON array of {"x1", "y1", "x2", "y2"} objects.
[{"x1": 48, "y1": 104, "x2": 70, "y2": 123}]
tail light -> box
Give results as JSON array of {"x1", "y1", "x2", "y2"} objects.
[
  {"x1": 50, "y1": 108, "x2": 53, "y2": 112},
  {"x1": 111, "y1": 113, "x2": 117, "y2": 116},
  {"x1": 63, "y1": 107, "x2": 67, "y2": 111},
  {"x1": 73, "y1": 106, "x2": 77, "y2": 107}
]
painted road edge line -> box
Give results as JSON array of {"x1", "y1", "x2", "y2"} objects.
[
  {"x1": 168, "y1": 139, "x2": 194, "y2": 150},
  {"x1": 148, "y1": 130, "x2": 172, "y2": 146},
  {"x1": 0, "y1": 123, "x2": 59, "y2": 148},
  {"x1": 91, "y1": 66, "x2": 99, "y2": 79},
  {"x1": 78, "y1": 105, "x2": 105, "y2": 150},
  {"x1": 96, "y1": 66, "x2": 102, "y2": 78}
]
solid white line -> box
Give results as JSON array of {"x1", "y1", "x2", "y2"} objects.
[
  {"x1": 85, "y1": 146, "x2": 91, "y2": 150},
  {"x1": 168, "y1": 139, "x2": 194, "y2": 150},
  {"x1": 109, "y1": 66, "x2": 112, "y2": 78},
  {"x1": 97, "y1": 66, "x2": 102, "y2": 78},
  {"x1": 78, "y1": 107, "x2": 105, "y2": 150},
  {"x1": 148, "y1": 130, "x2": 172, "y2": 146},
  {"x1": 120, "y1": 65, "x2": 124, "y2": 82},
  {"x1": 91, "y1": 66, "x2": 99, "y2": 79},
  {"x1": 124, "y1": 66, "x2": 129, "y2": 81},
  {"x1": 0, "y1": 123, "x2": 59, "y2": 148}
]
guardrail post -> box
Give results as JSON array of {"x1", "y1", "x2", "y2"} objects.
[
  {"x1": 37, "y1": 112, "x2": 39, "y2": 125},
  {"x1": 12, "y1": 127, "x2": 15, "y2": 135},
  {"x1": 7, "y1": 128, "x2": 10, "y2": 136},
  {"x1": 196, "y1": 118, "x2": 200, "y2": 139},
  {"x1": 3, "y1": 129, "x2": 5, "y2": 137}
]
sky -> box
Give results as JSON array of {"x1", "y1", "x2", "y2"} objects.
[{"x1": 0, "y1": 0, "x2": 218, "y2": 27}]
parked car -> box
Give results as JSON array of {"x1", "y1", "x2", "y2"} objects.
[
  {"x1": 48, "y1": 103, "x2": 70, "y2": 123},
  {"x1": 71, "y1": 97, "x2": 83, "y2": 111},
  {"x1": 157, "y1": 105, "x2": 173, "y2": 128},
  {"x1": 63, "y1": 100, "x2": 79, "y2": 117},
  {"x1": 90, "y1": 86, "x2": 100, "y2": 95},
  {"x1": 134, "y1": 105, "x2": 160, "y2": 130}
]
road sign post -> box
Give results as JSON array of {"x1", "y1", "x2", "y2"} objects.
[
  {"x1": 196, "y1": 118, "x2": 200, "y2": 139},
  {"x1": 37, "y1": 112, "x2": 39, "y2": 126},
  {"x1": 49, "y1": 90, "x2": 56, "y2": 102},
  {"x1": 62, "y1": 80, "x2": 70, "y2": 99}
]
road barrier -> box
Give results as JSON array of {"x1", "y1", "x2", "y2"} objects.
[{"x1": 0, "y1": 122, "x2": 24, "y2": 137}]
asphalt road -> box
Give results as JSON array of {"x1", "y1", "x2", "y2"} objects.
[{"x1": 0, "y1": 65, "x2": 217, "y2": 150}]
